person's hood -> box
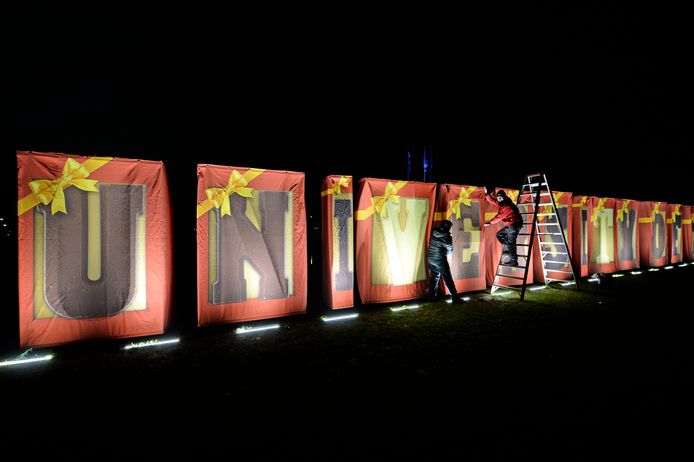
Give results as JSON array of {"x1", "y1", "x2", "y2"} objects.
[{"x1": 432, "y1": 228, "x2": 448, "y2": 238}]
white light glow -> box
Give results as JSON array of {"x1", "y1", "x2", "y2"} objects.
[
  {"x1": 390, "y1": 304, "x2": 420, "y2": 312},
  {"x1": 612, "y1": 274, "x2": 624, "y2": 278},
  {"x1": 321, "y1": 314, "x2": 359, "y2": 322},
  {"x1": 648, "y1": 268, "x2": 660, "y2": 272},
  {"x1": 530, "y1": 286, "x2": 546, "y2": 291},
  {"x1": 678, "y1": 263, "x2": 688, "y2": 267},
  {"x1": 588, "y1": 278, "x2": 599, "y2": 282},
  {"x1": 235, "y1": 324, "x2": 280, "y2": 334},
  {"x1": 491, "y1": 291, "x2": 512, "y2": 296},
  {"x1": 560, "y1": 281, "x2": 576, "y2": 286},
  {"x1": 630, "y1": 271, "x2": 642, "y2": 275},
  {"x1": 123, "y1": 338, "x2": 181, "y2": 350},
  {"x1": 0, "y1": 354, "x2": 54, "y2": 367},
  {"x1": 445, "y1": 297, "x2": 471, "y2": 303},
  {"x1": 664, "y1": 266, "x2": 674, "y2": 270}
]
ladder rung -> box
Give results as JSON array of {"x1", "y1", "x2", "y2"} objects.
[
  {"x1": 545, "y1": 278, "x2": 576, "y2": 283},
  {"x1": 520, "y1": 192, "x2": 550, "y2": 196},
  {"x1": 542, "y1": 252, "x2": 569, "y2": 255},
  {"x1": 494, "y1": 274, "x2": 526, "y2": 280},
  {"x1": 500, "y1": 263, "x2": 527, "y2": 268},
  {"x1": 522, "y1": 183, "x2": 547, "y2": 188},
  {"x1": 492, "y1": 284, "x2": 523, "y2": 291},
  {"x1": 539, "y1": 242, "x2": 566, "y2": 246},
  {"x1": 543, "y1": 269, "x2": 574, "y2": 274},
  {"x1": 535, "y1": 213, "x2": 555, "y2": 217},
  {"x1": 536, "y1": 232, "x2": 563, "y2": 235}
]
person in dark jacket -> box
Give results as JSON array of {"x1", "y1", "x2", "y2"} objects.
[
  {"x1": 427, "y1": 220, "x2": 464, "y2": 303},
  {"x1": 484, "y1": 187, "x2": 524, "y2": 266}
]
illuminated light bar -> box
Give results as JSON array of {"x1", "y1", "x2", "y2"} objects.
[
  {"x1": 560, "y1": 282, "x2": 576, "y2": 286},
  {"x1": 664, "y1": 266, "x2": 674, "y2": 270},
  {"x1": 123, "y1": 338, "x2": 181, "y2": 350},
  {"x1": 446, "y1": 297, "x2": 471, "y2": 303},
  {"x1": 612, "y1": 274, "x2": 624, "y2": 278},
  {"x1": 491, "y1": 291, "x2": 512, "y2": 296},
  {"x1": 678, "y1": 264, "x2": 688, "y2": 267},
  {"x1": 630, "y1": 271, "x2": 642, "y2": 275},
  {"x1": 648, "y1": 268, "x2": 660, "y2": 272},
  {"x1": 588, "y1": 278, "x2": 599, "y2": 282},
  {"x1": 321, "y1": 314, "x2": 359, "y2": 322},
  {"x1": 0, "y1": 354, "x2": 53, "y2": 367},
  {"x1": 235, "y1": 324, "x2": 280, "y2": 334},
  {"x1": 390, "y1": 304, "x2": 420, "y2": 312},
  {"x1": 530, "y1": 286, "x2": 547, "y2": 291}
]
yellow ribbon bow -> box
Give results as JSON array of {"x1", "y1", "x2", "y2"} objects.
[
  {"x1": 538, "y1": 192, "x2": 564, "y2": 221},
  {"x1": 672, "y1": 204, "x2": 681, "y2": 220},
  {"x1": 617, "y1": 200, "x2": 631, "y2": 222},
  {"x1": 652, "y1": 202, "x2": 662, "y2": 220},
  {"x1": 572, "y1": 196, "x2": 588, "y2": 208},
  {"x1": 447, "y1": 186, "x2": 476, "y2": 219},
  {"x1": 18, "y1": 157, "x2": 110, "y2": 216},
  {"x1": 205, "y1": 170, "x2": 255, "y2": 217},
  {"x1": 591, "y1": 198, "x2": 608, "y2": 222},
  {"x1": 321, "y1": 176, "x2": 351, "y2": 197},
  {"x1": 372, "y1": 182, "x2": 401, "y2": 218}
]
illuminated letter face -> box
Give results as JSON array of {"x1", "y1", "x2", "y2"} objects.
[
  {"x1": 672, "y1": 214, "x2": 682, "y2": 257},
  {"x1": 35, "y1": 185, "x2": 146, "y2": 319},
  {"x1": 591, "y1": 208, "x2": 615, "y2": 264},
  {"x1": 652, "y1": 212, "x2": 667, "y2": 259},
  {"x1": 451, "y1": 202, "x2": 481, "y2": 279},
  {"x1": 371, "y1": 197, "x2": 429, "y2": 285},
  {"x1": 541, "y1": 207, "x2": 570, "y2": 270},
  {"x1": 617, "y1": 210, "x2": 637, "y2": 262},
  {"x1": 333, "y1": 198, "x2": 354, "y2": 291},
  {"x1": 581, "y1": 209, "x2": 589, "y2": 265},
  {"x1": 209, "y1": 191, "x2": 292, "y2": 304}
]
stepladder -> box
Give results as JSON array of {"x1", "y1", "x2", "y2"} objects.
[{"x1": 490, "y1": 173, "x2": 579, "y2": 300}]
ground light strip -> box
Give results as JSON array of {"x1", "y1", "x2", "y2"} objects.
[
  {"x1": 631, "y1": 271, "x2": 642, "y2": 275},
  {"x1": 446, "y1": 297, "x2": 471, "y2": 303},
  {"x1": 0, "y1": 355, "x2": 54, "y2": 367},
  {"x1": 123, "y1": 338, "x2": 181, "y2": 349},
  {"x1": 235, "y1": 324, "x2": 281, "y2": 334},
  {"x1": 561, "y1": 281, "x2": 576, "y2": 286},
  {"x1": 390, "y1": 304, "x2": 421, "y2": 312},
  {"x1": 321, "y1": 314, "x2": 359, "y2": 322},
  {"x1": 530, "y1": 286, "x2": 547, "y2": 291},
  {"x1": 491, "y1": 291, "x2": 512, "y2": 296}
]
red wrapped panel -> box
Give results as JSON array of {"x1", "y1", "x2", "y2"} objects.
[
  {"x1": 483, "y1": 188, "x2": 534, "y2": 286},
  {"x1": 17, "y1": 151, "x2": 173, "y2": 347},
  {"x1": 638, "y1": 201, "x2": 668, "y2": 268},
  {"x1": 433, "y1": 184, "x2": 486, "y2": 293},
  {"x1": 532, "y1": 191, "x2": 573, "y2": 281},
  {"x1": 666, "y1": 204, "x2": 684, "y2": 264},
  {"x1": 321, "y1": 175, "x2": 354, "y2": 309},
  {"x1": 196, "y1": 164, "x2": 307, "y2": 326},
  {"x1": 683, "y1": 206, "x2": 693, "y2": 261},
  {"x1": 587, "y1": 197, "x2": 618, "y2": 274},
  {"x1": 355, "y1": 178, "x2": 436, "y2": 303},
  {"x1": 570, "y1": 196, "x2": 590, "y2": 277},
  {"x1": 614, "y1": 199, "x2": 640, "y2": 270}
]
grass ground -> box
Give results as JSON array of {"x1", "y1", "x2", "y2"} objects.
[{"x1": 2, "y1": 264, "x2": 693, "y2": 460}]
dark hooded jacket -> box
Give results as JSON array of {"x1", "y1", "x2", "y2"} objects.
[{"x1": 428, "y1": 221, "x2": 453, "y2": 262}]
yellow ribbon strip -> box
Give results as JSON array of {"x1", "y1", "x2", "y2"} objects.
[
  {"x1": 355, "y1": 181, "x2": 407, "y2": 220},
  {"x1": 572, "y1": 196, "x2": 588, "y2": 208},
  {"x1": 666, "y1": 204, "x2": 682, "y2": 224},
  {"x1": 321, "y1": 176, "x2": 351, "y2": 197},
  {"x1": 435, "y1": 186, "x2": 477, "y2": 221},
  {"x1": 17, "y1": 157, "x2": 112, "y2": 216},
  {"x1": 196, "y1": 168, "x2": 265, "y2": 218},
  {"x1": 590, "y1": 198, "x2": 609, "y2": 222},
  {"x1": 638, "y1": 202, "x2": 662, "y2": 223},
  {"x1": 683, "y1": 219, "x2": 692, "y2": 225},
  {"x1": 617, "y1": 200, "x2": 631, "y2": 222}
]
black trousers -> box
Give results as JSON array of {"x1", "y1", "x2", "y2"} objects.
[
  {"x1": 428, "y1": 259, "x2": 458, "y2": 298},
  {"x1": 496, "y1": 223, "x2": 522, "y2": 259}
]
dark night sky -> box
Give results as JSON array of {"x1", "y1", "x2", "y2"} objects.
[{"x1": 4, "y1": 5, "x2": 692, "y2": 332}]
